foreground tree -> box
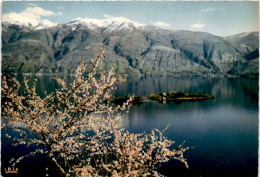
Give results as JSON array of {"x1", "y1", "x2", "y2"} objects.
[{"x1": 2, "y1": 48, "x2": 189, "y2": 177}]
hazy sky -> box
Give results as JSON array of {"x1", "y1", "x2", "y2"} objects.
[{"x1": 1, "y1": 1, "x2": 259, "y2": 36}]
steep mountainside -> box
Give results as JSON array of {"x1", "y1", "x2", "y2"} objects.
[
  {"x1": 2, "y1": 22, "x2": 259, "y2": 77},
  {"x1": 224, "y1": 32, "x2": 259, "y2": 76}
]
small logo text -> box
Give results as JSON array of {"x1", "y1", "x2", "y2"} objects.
[{"x1": 5, "y1": 167, "x2": 18, "y2": 174}]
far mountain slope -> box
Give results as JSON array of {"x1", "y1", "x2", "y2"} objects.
[{"x1": 1, "y1": 22, "x2": 259, "y2": 77}]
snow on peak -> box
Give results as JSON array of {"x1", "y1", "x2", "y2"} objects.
[
  {"x1": 2, "y1": 11, "x2": 144, "y2": 31},
  {"x1": 68, "y1": 17, "x2": 144, "y2": 30},
  {"x1": 2, "y1": 20, "x2": 57, "y2": 30}
]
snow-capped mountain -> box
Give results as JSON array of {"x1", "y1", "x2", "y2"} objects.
[
  {"x1": 66, "y1": 17, "x2": 144, "y2": 31},
  {"x1": 2, "y1": 15, "x2": 57, "y2": 30},
  {"x1": 2, "y1": 12, "x2": 144, "y2": 31},
  {"x1": 1, "y1": 15, "x2": 258, "y2": 77}
]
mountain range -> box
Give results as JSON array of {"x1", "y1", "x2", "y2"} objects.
[{"x1": 1, "y1": 19, "x2": 259, "y2": 77}]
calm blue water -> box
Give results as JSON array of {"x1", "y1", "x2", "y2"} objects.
[{"x1": 1, "y1": 75, "x2": 258, "y2": 177}]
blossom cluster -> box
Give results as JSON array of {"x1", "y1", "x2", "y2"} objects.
[{"x1": 2, "y1": 48, "x2": 189, "y2": 176}]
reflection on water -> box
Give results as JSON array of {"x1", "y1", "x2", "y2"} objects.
[
  {"x1": 115, "y1": 76, "x2": 258, "y2": 110},
  {"x1": 2, "y1": 75, "x2": 258, "y2": 177},
  {"x1": 118, "y1": 76, "x2": 258, "y2": 177}
]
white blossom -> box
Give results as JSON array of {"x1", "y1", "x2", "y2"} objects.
[{"x1": 2, "y1": 48, "x2": 189, "y2": 177}]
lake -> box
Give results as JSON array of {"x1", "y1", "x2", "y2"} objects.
[{"x1": 1, "y1": 75, "x2": 258, "y2": 177}]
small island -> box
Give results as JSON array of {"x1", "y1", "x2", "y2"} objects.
[
  {"x1": 147, "y1": 91, "x2": 215, "y2": 103},
  {"x1": 108, "y1": 95, "x2": 147, "y2": 105},
  {"x1": 109, "y1": 91, "x2": 214, "y2": 105}
]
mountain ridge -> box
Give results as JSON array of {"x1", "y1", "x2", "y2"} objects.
[{"x1": 1, "y1": 21, "x2": 259, "y2": 77}]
